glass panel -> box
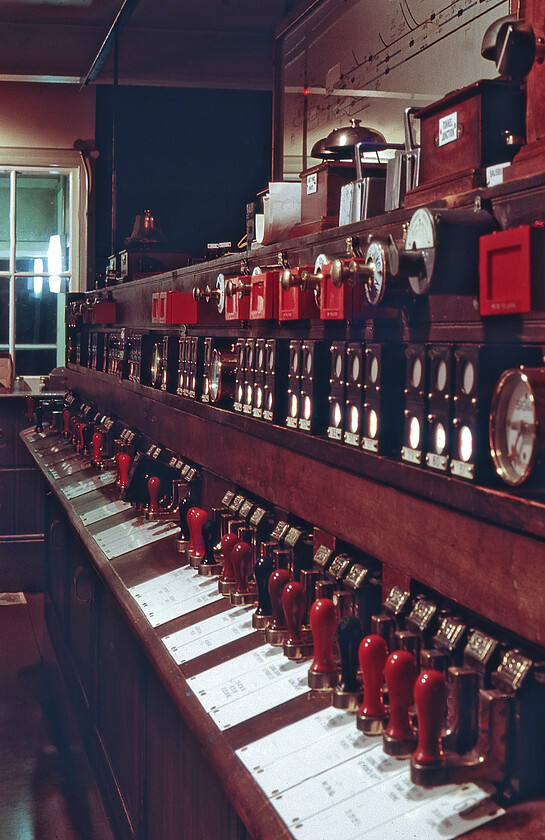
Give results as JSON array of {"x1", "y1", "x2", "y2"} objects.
[
  {"x1": 0, "y1": 278, "x2": 8, "y2": 344},
  {"x1": 15, "y1": 173, "x2": 70, "y2": 275},
  {"x1": 0, "y1": 173, "x2": 11, "y2": 272},
  {"x1": 15, "y1": 348, "x2": 57, "y2": 377},
  {"x1": 15, "y1": 277, "x2": 58, "y2": 344}
]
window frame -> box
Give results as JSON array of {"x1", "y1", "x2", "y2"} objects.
[{"x1": 0, "y1": 148, "x2": 87, "y2": 375}]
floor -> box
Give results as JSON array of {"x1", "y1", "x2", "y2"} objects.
[{"x1": 0, "y1": 593, "x2": 115, "y2": 840}]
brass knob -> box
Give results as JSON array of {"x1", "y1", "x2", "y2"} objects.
[
  {"x1": 300, "y1": 269, "x2": 322, "y2": 292},
  {"x1": 281, "y1": 268, "x2": 303, "y2": 292},
  {"x1": 193, "y1": 286, "x2": 204, "y2": 302},
  {"x1": 330, "y1": 259, "x2": 351, "y2": 288},
  {"x1": 347, "y1": 258, "x2": 374, "y2": 288}
]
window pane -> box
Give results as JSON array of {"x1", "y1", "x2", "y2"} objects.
[
  {"x1": 15, "y1": 174, "x2": 70, "y2": 274},
  {"x1": 0, "y1": 278, "x2": 8, "y2": 344},
  {"x1": 15, "y1": 348, "x2": 57, "y2": 377},
  {"x1": 15, "y1": 277, "x2": 58, "y2": 344},
  {"x1": 0, "y1": 174, "x2": 10, "y2": 272}
]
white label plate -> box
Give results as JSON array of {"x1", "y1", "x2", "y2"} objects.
[
  {"x1": 438, "y1": 111, "x2": 458, "y2": 146},
  {"x1": 162, "y1": 605, "x2": 255, "y2": 664}
]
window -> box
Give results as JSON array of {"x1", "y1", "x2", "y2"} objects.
[{"x1": 0, "y1": 151, "x2": 87, "y2": 377}]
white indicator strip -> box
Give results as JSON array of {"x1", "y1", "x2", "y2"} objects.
[
  {"x1": 129, "y1": 570, "x2": 222, "y2": 627},
  {"x1": 284, "y1": 766, "x2": 501, "y2": 840},
  {"x1": 162, "y1": 605, "x2": 255, "y2": 664},
  {"x1": 61, "y1": 470, "x2": 117, "y2": 499},
  {"x1": 188, "y1": 645, "x2": 309, "y2": 730},
  {"x1": 210, "y1": 668, "x2": 309, "y2": 731},
  {"x1": 237, "y1": 707, "x2": 356, "y2": 774},
  {"x1": 80, "y1": 499, "x2": 133, "y2": 526},
  {"x1": 241, "y1": 723, "x2": 377, "y2": 799}
]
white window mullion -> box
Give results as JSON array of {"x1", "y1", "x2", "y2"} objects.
[{"x1": 9, "y1": 170, "x2": 16, "y2": 375}]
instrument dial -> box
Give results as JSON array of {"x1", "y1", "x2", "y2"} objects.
[
  {"x1": 215, "y1": 274, "x2": 226, "y2": 314},
  {"x1": 363, "y1": 240, "x2": 386, "y2": 306},
  {"x1": 489, "y1": 368, "x2": 542, "y2": 486},
  {"x1": 404, "y1": 207, "x2": 437, "y2": 295}
]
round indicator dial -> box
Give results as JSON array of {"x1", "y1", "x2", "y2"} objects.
[
  {"x1": 462, "y1": 361, "x2": 475, "y2": 395},
  {"x1": 215, "y1": 274, "x2": 226, "y2": 314},
  {"x1": 404, "y1": 207, "x2": 437, "y2": 296},
  {"x1": 363, "y1": 240, "x2": 387, "y2": 306},
  {"x1": 489, "y1": 368, "x2": 544, "y2": 486}
]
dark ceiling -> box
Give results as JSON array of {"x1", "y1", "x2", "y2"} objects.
[{"x1": 0, "y1": 0, "x2": 293, "y2": 88}]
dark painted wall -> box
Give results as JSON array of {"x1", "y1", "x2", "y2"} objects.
[{"x1": 94, "y1": 86, "x2": 272, "y2": 282}]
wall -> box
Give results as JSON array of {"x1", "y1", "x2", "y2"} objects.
[
  {"x1": 94, "y1": 86, "x2": 273, "y2": 276},
  {"x1": 0, "y1": 82, "x2": 95, "y2": 150}
]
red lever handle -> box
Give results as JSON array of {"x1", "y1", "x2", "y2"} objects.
[
  {"x1": 77, "y1": 421, "x2": 86, "y2": 452},
  {"x1": 309, "y1": 598, "x2": 337, "y2": 674},
  {"x1": 63, "y1": 409, "x2": 71, "y2": 437},
  {"x1": 268, "y1": 568, "x2": 292, "y2": 631},
  {"x1": 116, "y1": 452, "x2": 131, "y2": 489},
  {"x1": 187, "y1": 507, "x2": 208, "y2": 558},
  {"x1": 413, "y1": 669, "x2": 447, "y2": 766},
  {"x1": 358, "y1": 634, "x2": 388, "y2": 718},
  {"x1": 92, "y1": 431, "x2": 103, "y2": 462},
  {"x1": 384, "y1": 650, "x2": 417, "y2": 741},
  {"x1": 70, "y1": 416, "x2": 79, "y2": 445},
  {"x1": 220, "y1": 533, "x2": 239, "y2": 583},
  {"x1": 147, "y1": 476, "x2": 161, "y2": 514},
  {"x1": 231, "y1": 541, "x2": 253, "y2": 593},
  {"x1": 282, "y1": 581, "x2": 305, "y2": 645}
]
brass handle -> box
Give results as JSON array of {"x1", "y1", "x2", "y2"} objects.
[
  {"x1": 50, "y1": 519, "x2": 65, "y2": 551},
  {"x1": 73, "y1": 566, "x2": 93, "y2": 604}
]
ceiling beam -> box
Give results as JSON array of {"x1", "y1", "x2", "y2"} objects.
[{"x1": 80, "y1": 0, "x2": 139, "y2": 90}]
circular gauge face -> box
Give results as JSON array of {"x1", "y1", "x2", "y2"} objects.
[
  {"x1": 436, "y1": 359, "x2": 448, "y2": 392},
  {"x1": 210, "y1": 351, "x2": 221, "y2": 402},
  {"x1": 332, "y1": 401, "x2": 342, "y2": 428},
  {"x1": 462, "y1": 361, "x2": 475, "y2": 395},
  {"x1": 364, "y1": 241, "x2": 385, "y2": 305},
  {"x1": 369, "y1": 355, "x2": 379, "y2": 384},
  {"x1": 255, "y1": 386, "x2": 263, "y2": 409},
  {"x1": 367, "y1": 408, "x2": 378, "y2": 439},
  {"x1": 458, "y1": 425, "x2": 473, "y2": 462},
  {"x1": 489, "y1": 369, "x2": 538, "y2": 485},
  {"x1": 215, "y1": 274, "x2": 226, "y2": 314},
  {"x1": 266, "y1": 390, "x2": 273, "y2": 412},
  {"x1": 335, "y1": 352, "x2": 343, "y2": 379},
  {"x1": 151, "y1": 345, "x2": 162, "y2": 385},
  {"x1": 305, "y1": 351, "x2": 313, "y2": 375},
  {"x1": 405, "y1": 207, "x2": 436, "y2": 295},
  {"x1": 351, "y1": 354, "x2": 360, "y2": 382},
  {"x1": 349, "y1": 405, "x2": 359, "y2": 434},
  {"x1": 289, "y1": 393, "x2": 298, "y2": 418},
  {"x1": 411, "y1": 357, "x2": 423, "y2": 389},
  {"x1": 434, "y1": 422, "x2": 446, "y2": 454},
  {"x1": 303, "y1": 395, "x2": 312, "y2": 421},
  {"x1": 409, "y1": 415, "x2": 421, "y2": 450}
]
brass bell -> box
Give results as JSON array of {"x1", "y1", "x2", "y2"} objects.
[{"x1": 125, "y1": 209, "x2": 166, "y2": 245}]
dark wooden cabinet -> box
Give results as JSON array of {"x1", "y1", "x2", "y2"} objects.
[{"x1": 95, "y1": 588, "x2": 145, "y2": 839}]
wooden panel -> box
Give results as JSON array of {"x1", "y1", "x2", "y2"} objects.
[
  {"x1": 145, "y1": 674, "x2": 250, "y2": 840},
  {"x1": 95, "y1": 588, "x2": 145, "y2": 837},
  {"x1": 67, "y1": 366, "x2": 545, "y2": 647},
  {"x1": 65, "y1": 534, "x2": 96, "y2": 711}
]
